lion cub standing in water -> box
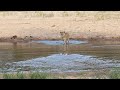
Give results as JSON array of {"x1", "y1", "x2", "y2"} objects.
[{"x1": 60, "y1": 31, "x2": 69, "y2": 45}]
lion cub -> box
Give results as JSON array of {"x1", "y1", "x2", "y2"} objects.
[{"x1": 60, "y1": 31, "x2": 69, "y2": 45}]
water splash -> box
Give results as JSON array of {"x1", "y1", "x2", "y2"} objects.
[{"x1": 6, "y1": 54, "x2": 120, "y2": 73}]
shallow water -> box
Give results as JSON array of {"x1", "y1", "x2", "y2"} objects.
[
  {"x1": 32, "y1": 40, "x2": 87, "y2": 45},
  {"x1": 0, "y1": 40, "x2": 120, "y2": 73}
]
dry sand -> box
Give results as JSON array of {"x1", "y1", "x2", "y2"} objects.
[{"x1": 0, "y1": 11, "x2": 120, "y2": 40}]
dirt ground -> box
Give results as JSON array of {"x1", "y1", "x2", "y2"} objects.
[{"x1": 1, "y1": 11, "x2": 120, "y2": 40}]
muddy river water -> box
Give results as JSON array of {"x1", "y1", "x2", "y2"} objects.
[{"x1": 0, "y1": 40, "x2": 120, "y2": 73}]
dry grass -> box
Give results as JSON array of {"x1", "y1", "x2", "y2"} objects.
[
  {"x1": 0, "y1": 69, "x2": 120, "y2": 79},
  {"x1": 0, "y1": 11, "x2": 120, "y2": 40}
]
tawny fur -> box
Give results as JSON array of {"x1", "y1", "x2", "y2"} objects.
[{"x1": 60, "y1": 31, "x2": 69, "y2": 45}]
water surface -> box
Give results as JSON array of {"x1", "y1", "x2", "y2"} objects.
[{"x1": 0, "y1": 40, "x2": 120, "y2": 73}]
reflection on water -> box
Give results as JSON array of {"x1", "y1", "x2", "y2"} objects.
[
  {"x1": 13, "y1": 42, "x2": 17, "y2": 49},
  {"x1": 62, "y1": 44, "x2": 69, "y2": 55},
  {"x1": 0, "y1": 40, "x2": 120, "y2": 73}
]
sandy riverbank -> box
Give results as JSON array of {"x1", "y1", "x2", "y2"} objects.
[{"x1": 0, "y1": 11, "x2": 120, "y2": 40}]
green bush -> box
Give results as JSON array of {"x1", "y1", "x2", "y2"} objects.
[
  {"x1": 29, "y1": 72, "x2": 48, "y2": 79},
  {"x1": 109, "y1": 68, "x2": 120, "y2": 79}
]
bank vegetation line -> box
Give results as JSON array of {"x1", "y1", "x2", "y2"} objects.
[{"x1": 0, "y1": 68, "x2": 120, "y2": 79}]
